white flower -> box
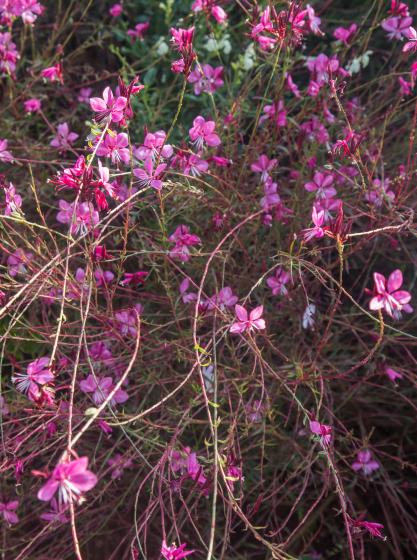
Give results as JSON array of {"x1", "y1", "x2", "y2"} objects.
[
  {"x1": 155, "y1": 37, "x2": 169, "y2": 56},
  {"x1": 302, "y1": 304, "x2": 316, "y2": 330},
  {"x1": 242, "y1": 44, "x2": 256, "y2": 70}
]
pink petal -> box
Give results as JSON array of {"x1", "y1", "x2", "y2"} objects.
[
  {"x1": 235, "y1": 305, "x2": 248, "y2": 322},
  {"x1": 387, "y1": 269, "x2": 403, "y2": 293},
  {"x1": 373, "y1": 272, "x2": 386, "y2": 294},
  {"x1": 250, "y1": 306, "x2": 264, "y2": 321},
  {"x1": 392, "y1": 290, "x2": 411, "y2": 305},
  {"x1": 37, "y1": 479, "x2": 59, "y2": 501},
  {"x1": 89, "y1": 98, "x2": 107, "y2": 112},
  {"x1": 369, "y1": 295, "x2": 384, "y2": 310}
]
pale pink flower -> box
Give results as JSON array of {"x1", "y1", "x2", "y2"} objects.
[
  {"x1": 37, "y1": 457, "x2": 97, "y2": 504},
  {"x1": 24, "y1": 98, "x2": 41, "y2": 113},
  {"x1": 0, "y1": 500, "x2": 19, "y2": 525},
  {"x1": 188, "y1": 64, "x2": 224, "y2": 95},
  {"x1": 189, "y1": 116, "x2": 221, "y2": 150},
  {"x1": 309, "y1": 420, "x2": 332, "y2": 446},
  {"x1": 368, "y1": 270, "x2": 412, "y2": 318},
  {"x1": 230, "y1": 304, "x2": 265, "y2": 334},
  {"x1": 3, "y1": 182, "x2": 22, "y2": 215},
  {"x1": 306, "y1": 4, "x2": 323, "y2": 35},
  {"x1": 302, "y1": 207, "x2": 327, "y2": 242},
  {"x1": 19, "y1": 0, "x2": 45, "y2": 25},
  {"x1": 211, "y1": 5, "x2": 227, "y2": 24},
  {"x1": 352, "y1": 450, "x2": 380, "y2": 475},
  {"x1": 50, "y1": 122, "x2": 78, "y2": 152},
  {"x1": 80, "y1": 374, "x2": 128, "y2": 406},
  {"x1": 89, "y1": 86, "x2": 127, "y2": 124}
]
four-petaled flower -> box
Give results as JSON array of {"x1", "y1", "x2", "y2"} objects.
[
  {"x1": 309, "y1": 420, "x2": 332, "y2": 446},
  {"x1": 189, "y1": 116, "x2": 221, "y2": 150},
  {"x1": 230, "y1": 304, "x2": 266, "y2": 334},
  {"x1": 352, "y1": 450, "x2": 380, "y2": 475},
  {"x1": 368, "y1": 269, "x2": 412, "y2": 318},
  {"x1": 89, "y1": 87, "x2": 127, "y2": 124},
  {"x1": 0, "y1": 500, "x2": 19, "y2": 525},
  {"x1": 37, "y1": 457, "x2": 97, "y2": 504}
]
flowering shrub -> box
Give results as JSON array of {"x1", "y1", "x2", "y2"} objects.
[{"x1": 1, "y1": 1, "x2": 417, "y2": 558}]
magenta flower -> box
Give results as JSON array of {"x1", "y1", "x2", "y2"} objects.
[
  {"x1": 267, "y1": 267, "x2": 291, "y2": 296},
  {"x1": 309, "y1": 420, "x2": 332, "y2": 446},
  {"x1": 12, "y1": 356, "x2": 53, "y2": 394},
  {"x1": 80, "y1": 374, "x2": 128, "y2": 406},
  {"x1": 259, "y1": 100, "x2": 287, "y2": 128},
  {"x1": 188, "y1": 64, "x2": 224, "y2": 95},
  {"x1": 161, "y1": 540, "x2": 194, "y2": 560},
  {"x1": 109, "y1": 3, "x2": 122, "y2": 17},
  {"x1": 94, "y1": 269, "x2": 114, "y2": 286},
  {"x1": 127, "y1": 22, "x2": 150, "y2": 42},
  {"x1": 169, "y1": 225, "x2": 201, "y2": 262},
  {"x1": 0, "y1": 500, "x2": 19, "y2": 525},
  {"x1": 77, "y1": 87, "x2": 93, "y2": 103},
  {"x1": 306, "y1": 4, "x2": 323, "y2": 35},
  {"x1": 385, "y1": 366, "x2": 403, "y2": 382},
  {"x1": 133, "y1": 157, "x2": 167, "y2": 190},
  {"x1": 108, "y1": 454, "x2": 133, "y2": 479},
  {"x1": 24, "y1": 98, "x2": 41, "y2": 113},
  {"x1": 349, "y1": 517, "x2": 385, "y2": 540},
  {"x1": 18, "y1": 0, "x2": 45, "y2": 25},
  {"x1": 40, "y1": 498, "x2": 68, "y2": 524},
  {"x1": 120, "y1": 271, "x2": 148, "y2": 286},
  {"x1": 251, "y1": 154, "x2": 278, "y2": 183},
  {"x1": 89, "y1": 86, "x2": 127, "y2": 124},
  {"x1": 189, "y1": 116, "x2": 221, "y2": 150},
  {"x1": 114, "y1": 306, "x2": 141, "y2": 337},
  {"x1": 352, "y1": 450, "x2": 380, "y2": 475},
  {"x1": 230, "y1": 304, "x2": 265, "y2": 334},
  {"x1": 3, "y1": 182, "x2": 22, "y2": 215},
  {"x1": 302, "y1": 207, "x2": 327, "y2": 242},
  {"x1": 41, "y1": 62, "x2": 63, "y2": 83},
  {"x1": 170, "y1": 27, "x2": 195, "y2": 51},
  {"x1": 0, "y1": 138, "x2": 14, "y2": 163},
  {"x1": 170, "y1": 447, "x2": 207, "y2": 489},
  {"x1": 181, "y1": 153, "x2": 209, "y2": 177},
  {"x1": 50, "y1": 122, "x2": 78, "y2": 152},
  {"x1": 37, "y1": 457, "x2": 97, "y2": 504},
  {"x1": 333, "y1": 23, "x2": 357, "y2": 45},
  {"x1": 403, "y1": 26, "x2": 417, "y2": 52},
  {"x1": 179, "y1": 278, "x2": 197, "y2": 304},
  {"x1": 368, "y1": 270, "x2": 412, "y2": 318},
  {"x1": 96, "y1": 132, "x2": 130, "y2": 165},
  {"x1": 381, "y1": 16, "x2": 412, "y2": 40},
  {"x1": 364, "y1": 178, "x2": 395, "y2": 207},
  {"x1": 304, "y1": 171, "x2": 336, "y2": 199},
  {"x1": 89, "y1": 341, "x2": 112, "y2": 362}
]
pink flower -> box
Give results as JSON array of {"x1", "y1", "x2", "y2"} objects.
[
  {"x1": 77, "y1": 87, "x2": 93, "y2": 103},
  {"x1": 309, "y1": 420, "x2": 332, "y2": 446},
  {"x1": 80, "y1": 374, "x2": 128, "y2": 406},
  {"x1": 368, "y1": 270, "x2": 412, "y2": 318},
  {"x1": 179, "y1": 278, "x2": 197, "y2": 304},
  {"x1": 304, "y1": 171, "x2": 336, "y2": 199},
  {"x1": 251, "y1": 154, "x2": 277, "y2": 183},
  {"x1": 189, "y1": 116, "x2": 221, "y2": 150},
  {"x1": 286, "y1": 73, "x2": 301, "y2": 97},
  {"x1": 56, "y1": 200, "x2": 99, "y2": 235},
  {"x1": 108, "y1": 454, "x2": 133, "y2": 479},
  {"x1": 3, "y1": 182, "x2": 22, "y2": 215},
  {"x1": 403, "y1": 26, "x2": 417, "y2": 52},
  {"x1": 41, "y1": 63, "x2": 63, "y2": 83},
  {"x1": 40, "y1": 498, "x2": 68, "y2": 524},
  {"x1": 230, "y1": 304, "x2": 266, "y2": 334},
  {"x1": 50, "y1": 122, "x2": 79, "y2": 152},
  {"x1": 352, "y1": 450, "x2": 380, "y2": 475},
  {"x1": 169, "y1": 225, "x2": 201, "y2": 262},
  {"x1": 188, "y1": 64, "x2": 224, "y2": 95},
  {"x1": 89, "y1": 341, "x2": 112, "y2": 362},
  {"x1": 127, "y1": 22, "x2": 150, "y2": 41},
  {"x1": 259, "y1": 100, "x2": 287, "y2": 128},
  {"x1": 7, "y1": 248, "x2": 33, "y2": 276},
  {"x1": 302, "y1": 207, "x2": 327, "y2": 242},
  {"x1": 381, "y1": 16, "x2": 412, "y2": 40},
  {"x1": 19, "y1": 0, "x2": 45, "y2": 25},
  {"x1": 0, "y1": 32, "x2": 20, "y2": 76},
  {"x1": 333, "y1": 23, "x2": 357, "y2": 45},
  {"x1": 385, "y1": 366, "x2": 403, "y2": 382},
  {"x1": 12, "y1": 357, "x2": 53, "y2": 399},
  {"x1": 96, "y1": 132, "x2": 130, "y2": 165},
  {"x1": 24, "y1": 98, "x2": 41, "y2": 113},
  {"x1": 364, "y1": 178, "x2": 395, "y2": 207},
  {"x1": 134, "y1": 130, "x2": 173, "y2": 161},
  {"x1": 114, "y1": 306, "x2": 141, "y2": 337},
  {"x1": 349, "y1": 517, "x2": 385, "y2": 540},
  {"x1": 267, "y1": 267, "x2": 291, "y2": 296},
  {"x1": 161, "y1": 540, "x2": 194, "y2": 560},
  {"x1": 0, "y1": 138, "x2": 14, "y2": 163},
  {"x1": 0, "y1": 500, "x2": 19, "y2": 525},
  {"x1": 133, "y1": 157, "x2": 167, "y2": 191},
  {"x1": 94, "y1": 269, "x2": 114, "y2": 286},
  {"x1": 0, "y1": 395, "x2": 9, "y2": 416},
  {"x1": 37, "y1": 457, "x2": 97, "y2": 504},
  {"x1": 89, "y1": 86, "x2": 127, "y2": 124},
  {"x1": 306, "y1": 4, "x2": 323, "y2": 35},
  {"x1": 170, "y1": 27, "x2": 195, "y2": 51},
  {"x1": 109, "y1": 3, "x2": 122, "y2": 17},
  {"x1": 181, "y1": 153, "x2": 209, "y2": 177},
  {"x1": 120, "y1": 271, "x2": 148, "y2": 287},
  {"x1": 211, "y1": 5, "x2": 227, "y2": 24}
]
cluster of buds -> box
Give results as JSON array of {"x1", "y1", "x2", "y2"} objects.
[{"x1": 170, "y1": 27, "x2": 196, "y2": 75}]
